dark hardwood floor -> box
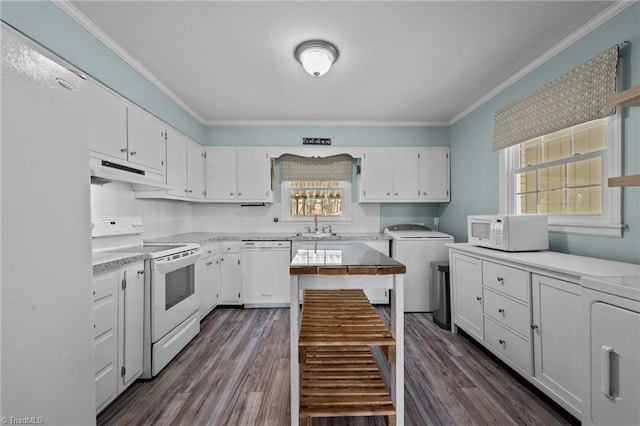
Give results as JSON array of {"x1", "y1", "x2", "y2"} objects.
[{"x1": 98, "y1": 307, "x2": 578, "y2": 425}]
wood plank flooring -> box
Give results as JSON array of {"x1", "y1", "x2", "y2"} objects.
[{"x1": 97, "y1": 307, "x2": 578, "y2": 426}]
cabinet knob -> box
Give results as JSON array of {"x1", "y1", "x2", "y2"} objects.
[
  {"x1": 184, "y1": 189, "x2": 188, "y2": 193},
  {"x1": 238, "y1": 192, "x2": 242, "y2": 196},
  {"x1": 423, "y1": 192, "x2": 427, "y2": 195},
  {"x1": 498, "y1": 308, "x2": 505, "y2": 314},
  {"x1": 130, "y1": 151, "x2": 137, "y2": 156},
  {"x1": 394, "y1": 192, "x2": 398, "y2": 196},
  {"x1": 120, "y1": 148, "x2": 127, "y2": 153},
  {"x1": 476, "y1": 296, "x2": 482, "y2": 301},
  {"x1": 531, "y1": 324, "x2": 539, "y2": 330},
  {"x1": 499, "y1": 339, "x2": 506, "y2": 345},
  {"x1": 188, "y1": 190, "x2": 193, "y2": 193},
  {"x1": 386, "y1": 192, "x2": 390, "y2": 196},
  {"x1": 230, "y1": 192, "x2": 234, "y2": 196},
  {"x1": 497, "y1": 277, "x2": 504, "y2": 283}
]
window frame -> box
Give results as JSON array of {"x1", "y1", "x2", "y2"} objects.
[
  {"x1": 280, "y1": 181, "x2": 353, "y2": 224},
  {"x1": 499, "y1": 112, "x2": 623, "y2": 237}
]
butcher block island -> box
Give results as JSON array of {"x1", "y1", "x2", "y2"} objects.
[{"x1": 289, "y1": 243, "x2": 406, "y2": 425}]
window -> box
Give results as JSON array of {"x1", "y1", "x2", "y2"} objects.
[
  {"x1": 281, "y1": 180, "x2": 351, "y2": 222},
  {"x1": 500, "y1": 114, "x2": 623, "y2": 237}
]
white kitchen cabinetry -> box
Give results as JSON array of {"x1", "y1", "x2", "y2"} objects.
[
  {"x1": 87, "y1": 82, "x2": 166, "y2": 180},
  {"x1": 219, "y1": 242, "x2": 242, "y2": 304},
  {"x1": 92, "y1": 262, "x2": 144, "y2": 413},
  {"x1": 419, "y1": 147, "x2": 450, "y2": 201},
  {"x1": 359, "y1": 147, "x2": 449, "y2": 203},
  {"x1": 198, "y1": 243, "x2": 220, "y2": 319},
  {"x1": 205, "y1": 148, "x2": 272, "y2": 202},
  {"x1": 531, "y1": 274, "x2": 582, "y2": 414},
  {"x1": 450, "y1": 252, "x2": 483, "y2": 340},
  {"x1": 165, "y1": 130, "x2": 205, "y2": 200}
]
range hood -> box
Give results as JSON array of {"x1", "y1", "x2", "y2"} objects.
[{"x1": 90, "y1": 159, "x2": 172, "y2": 190}]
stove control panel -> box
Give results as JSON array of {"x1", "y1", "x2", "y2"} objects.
[{"x1": 92, "y1": 216, "x2": 144, "y2": 238}]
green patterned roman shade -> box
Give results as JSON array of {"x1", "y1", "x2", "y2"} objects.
[
  {"x1": 493, "y1": 46, "x2": 619, "y2": 151},
  {"x1": 279, "y1": 154, "x2": 353, "y2": 182}
]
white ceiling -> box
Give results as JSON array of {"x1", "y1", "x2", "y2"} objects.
[{"x1": 67, "y1": 1, "x2": 619, "y2": 125}]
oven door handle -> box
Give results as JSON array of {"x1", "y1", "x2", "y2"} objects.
[{"x1": 152, "y1": 251, "x2": 201, "y2": 272}]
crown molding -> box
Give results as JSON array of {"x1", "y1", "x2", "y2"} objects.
[
  {"x1": 204, "y1": 119, "x2": 449, "y2": 127},
  {"x1": 53, "y1": 0, "x2": 206, "y2": 124}
]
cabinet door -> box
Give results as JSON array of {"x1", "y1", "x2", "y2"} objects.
[
  {"x1": 165, "y1": 130, "x2": 187, "y2": 197},
  {"x1": 187, "y1": 139, "x2": 205, "y2": 199},
  {"x1": 532, "y1": 275, "x2": 582, "y2": 415},
  {"x1": 93, "y1": 270, "x2": 118, "y2": 413},
  {"x1": 237, "y1": 149, "x2": 271, "y2": 201},
  {"x1": 86, "y1": 83, "x2": 127, "y2": 162},
  {"x1": 127, "y1": 105, "x2": 166, "y2": 172},
  {"x1": 117, "y1": 263, "x2": 145, "y2": 393},
  {"x1": 419, "y1": 148, "x2": 450, "y2": 201},
  {"x1": 205, "y1": 148, "x2": 237, "y2": 200},
  {"x1": 451, "y1": 252, "x2": 483, "y2": 340},
  {"x1": 362, "y1": 150, "x2": 392, "y2": 201},
  {"x1": 392, "y1": 150, "x2": 419, "y2": 200},
  {"x1": 219, "y1": 253, "x2": 241, "y2": 304},
  {"x1": 590, "y1": 302, "x2": 640, "y2": 426}
]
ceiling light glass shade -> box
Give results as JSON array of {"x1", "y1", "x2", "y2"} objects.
[{"x1": 295, "y1": 40, "x2": 339, "y2": 78}]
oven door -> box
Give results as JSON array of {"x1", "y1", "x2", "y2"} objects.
[{"x1": 150, "y1": 253, "x2": 201, "y2": 342}]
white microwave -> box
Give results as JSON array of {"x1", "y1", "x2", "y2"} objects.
[{"x1": 467, "y1": 214, "x2": 548, "y2": 252}]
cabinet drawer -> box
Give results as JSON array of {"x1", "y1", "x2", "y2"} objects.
[
  {"x1": 93, "y1": 298, "x2": 117, "y2": 337},
  {"x1": 93, "y1": 270, "x2": 117, "y2": 301},
  {"x1": 221, "y1": 242, "x2": 240, "y2": 253},
  {"x1": 94, "y1": 331, "x2": 117, "y2": 373},
  {"x1": 483, "y1": 289, "x2": 530, "y2": 338},
  {"x1": 484, "y1": 317, "x2": 532, "y2": 374},
  {"x1": 95, "y1": 364, "x2": 117, "y2": 413},
  {"x1": 201, "y1": 243, "x2": 218, "y2": 258},
  {"x1": 482, "y1": 261, "x2": 528, "y2": 302}
]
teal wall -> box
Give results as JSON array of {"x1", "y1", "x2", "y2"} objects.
[
  {"x1": 439, "y1": 3, "x2": 640, "y2": 264},
  {"x1": 0, "y1": 0, "x2": 204, "y2": 143}
]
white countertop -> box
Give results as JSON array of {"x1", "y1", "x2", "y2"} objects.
[{"x1": 144, "y1": 232, "x2": 390, "y2": 245}]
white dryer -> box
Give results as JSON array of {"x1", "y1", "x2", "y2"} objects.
[
  {"x1": 581, "y1": 275, "x2": 640, "y2": 425},
  {"x1": 384, "y1": 224, "x2": 454, "y2": 312}
]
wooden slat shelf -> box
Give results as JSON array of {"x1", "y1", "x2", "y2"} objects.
[
  {"x1": 300, "y1": 346, "x2": 396, "y2": 425},
  {"x1": 607, "y1": 85, "x2": 640, "y2": 107},
  {"x1": 608, "y1": 174, "x2": 640, "y2": 187},
  {"x1": 298, "y1": 290, "x2": 397, "y2": 424}
]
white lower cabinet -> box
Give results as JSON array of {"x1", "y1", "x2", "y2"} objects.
[
  {"x1": 532, "y1": 274, "x2": 582, "y2": 416},
  {"x1": 197, "y1": 243, "x2": 220, "y2": 319},
  {"x1": 450, "y1": 246, "x2": 586, "y2": 420},
  {"x1": 219, "y1": 242, "x2": 241, "y2": 304},
  {"x1": 93, "y1": 261, "x2": 145, "y2": 413},
  {"x1": 450, "y1": 252, "x2": 483, "y2": 340}
]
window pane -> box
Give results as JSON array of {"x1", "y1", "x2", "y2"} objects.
[
  {"x1": 538, "y1": 165, "x2": 565, "y2": 190},
  {"x1": 517, "y1": 192, "x2": 538, "y2": 214},
  {"x1": 573, "y1": 121, "x2": 606, "y2": 154},
  {"x1": 543, "y1": 133, "x2": 571, "y2": 162},
  {"x1": 520, "y1": 138, "x2": 542, "y2": 166},
  {"x1": 517, "y1": 170, "x2": 537, "y2": 193},
  {"x1": 289, "y1": 181, "x2": 343, "y2": 217},
  {"x1": 567, "y1": 157, "x2": 601, "y2": 187},
  {"x1": 538, "y1": 189, "x2": 566, "y2": 214},
  {"x1": 567, "y1": 186, "x2": 601, "y2": 214}
]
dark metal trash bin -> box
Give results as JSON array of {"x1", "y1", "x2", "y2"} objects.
[{"x1": 431, "y1": 261, "x2": 450, "y2": 330}]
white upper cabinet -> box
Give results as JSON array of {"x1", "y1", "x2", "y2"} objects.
[
  {"x1": 419, "y1": 147, "x2": 450, "y2": 201},
  {"x1": 359, "y1": 147, "x2": 448, "y2": 203},
  {"x1": 165, "y1": 130, "x2": 204, "y2": 200},
  {"x1": 127, "y1": 104, "x2": 166, "y2": 172},
  {"x1": 205, "y1": 148, "x2": 272, "y2": 202},
  {"x1": 87, "y1": 82, "x2": 127, "y2": 162}
]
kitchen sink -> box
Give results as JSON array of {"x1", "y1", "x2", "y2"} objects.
[{"x1": 291, "y1": 232, "x2": 339, "y2": 238}]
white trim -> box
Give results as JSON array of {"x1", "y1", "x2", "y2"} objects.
[
  {"x1": 449, "y1": 0, "x2": 634, "y2": 125},
  {"x1": 548, "y1": 224, "x2": 623, "y2": 238},
  {"x1": 53, "y1": 0, "x2": 206, "y2": 124}
]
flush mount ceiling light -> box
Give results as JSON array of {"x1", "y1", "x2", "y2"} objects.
[{"x1": 294, "y1": 40, "x2": 339, "y2": 78}]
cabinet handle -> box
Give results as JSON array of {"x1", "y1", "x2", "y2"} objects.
[
  {"x1": 497, "y1": 277, "x2": 504, "y2": 283},
  {"x1": 230, "y1": 192, "x2": 234, "y2": 196},
  {"x1": 499, "y1": 339, "x2": 506, "y2": 345},
  {"x1": 386, "y1": 192, "x2": 390, "y2": 196},
  {"x1": 120, "y1": 148, "x2": 127, "y2": 153},
  {"x1": 531, "y1": 324, "x2": 539, "y2": 330},
  {"x1": 476, "y1": 296, "x2": 482, "y2": 301},
  {"x1": 137, "y1": 270, "x2": 144, "y2": 277},
  {"x1": 130, "y1": 151, "x2": 137, "y2": 156},
  {"x1": 184, "y1": 189, "x2": 188, "y2": 193},
  {"x1": 498, "y1": 308, "x2": 505, "y2": 314},
  {"x1": 188, "y1": 190, "x2": 193, "y2": 193},
  {"x1": 423, "y1": 192, "x2": 427, "y2": 195},
  {"x1": 600, "y1": 345, "x2": 614, "y2": 399},
  {"x1": 394, "y1": 192, "x2": 398, "y2": 196},
  {"x1": 238, "y1": 192, "x2": 242, "y2": 196},
  {"x1": 206, "y1": 261, "x2": 213, "y2": 266}
]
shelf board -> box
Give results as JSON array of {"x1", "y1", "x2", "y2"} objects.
[
  {"x1": 607, "y1": 85, "x2": 640, "y2": 107},
  {"x1": 608, "y1": 174, "x2": 640, "y2": 187}
]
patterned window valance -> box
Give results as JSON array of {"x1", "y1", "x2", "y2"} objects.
[
  {"x1": 493, "y1": 46, "x2": 619, "y2": 151},
  {"x1": 279, "y1": 154, "x2": 353, "y2": 182}
]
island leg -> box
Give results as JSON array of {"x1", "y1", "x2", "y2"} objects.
[
  {"x1": 290, "y1": 274, "x2": 300, "y2": 426},
  {"x1": 391, "y1": 274, "x2": 404, "y2": 425}
]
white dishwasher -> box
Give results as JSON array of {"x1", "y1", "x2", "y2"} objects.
[{"x1": 241, "y1": 240, "x2": 292, "y2": 308}]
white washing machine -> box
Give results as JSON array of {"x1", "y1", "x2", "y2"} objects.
[
  {"x1": 581, "y1": 275, "x2": 640, "y2": 425},
  {"x1": 384, "y1": 224, "x2": 454, "y2": 312}
]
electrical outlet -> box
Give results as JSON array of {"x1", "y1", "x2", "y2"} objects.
[{"x1": 434, "y1": 217, "x2": 440, "y2": 226}]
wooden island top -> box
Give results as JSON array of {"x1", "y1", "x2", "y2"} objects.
[{"x1": 290, "y1": 242, "x2": 406, "y2": 276}]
